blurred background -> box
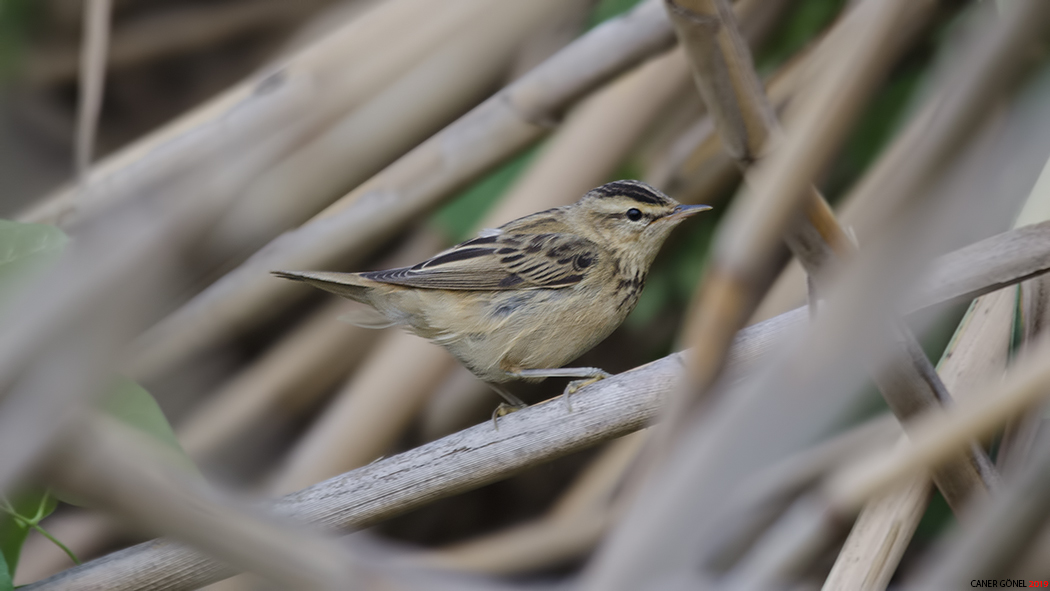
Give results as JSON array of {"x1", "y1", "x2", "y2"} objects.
[{"x1": 2, "y1": 0, "x2": 1049, "y2": 589}]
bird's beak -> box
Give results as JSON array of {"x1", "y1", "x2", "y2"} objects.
[{"x1": 657, "y1": 203, "x2": 713, "y2": 223}]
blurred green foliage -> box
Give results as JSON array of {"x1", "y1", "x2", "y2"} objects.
[
  {"x1": 913, "y1": 489, "x2": 953, "y2": 547},
  {"x1": 821, "y1": 63, "x2": 926, "y2": 202},
  {"x1": 102, "y1": 377, "x2": 197, "y2": 474},
  {"x1": 0, "y1": 220, "x2": 194, "y2": 579},
  {"x1": 0, "y1": 0, "x2": 38, "y2": 80},
  {"x1": 755, "y1": 0, "x2": 846, "y2": 73},
  {"x1": 0, "y1": 219, "x2": 68, "y2": 304},
  {"x1": 586, "y1": 0, "x2": 644, "y2": 29},
  {"x1": 0, "y1": 488, "x2": 58, "y2": 580},
  {"x1": 0, "y1": 552, "x2": 11, "y2": 591}
]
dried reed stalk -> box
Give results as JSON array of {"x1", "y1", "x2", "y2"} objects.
[
  {"x1": 666, "y1": 0, "x2": 997, "y2": 510},
  {"x1": 411, "y1": 431, "x2": 647, "y2": 574},
  {"x1": 829, "y1": 315, "x2": 1050, "y2": 510},
  {"x1": 178, "y1": 230, "x2": 445, "y2": 462},
  {"x1": 996, "y1": 166, "x2": 1050, "y2": 474},
  {"x1": 16, "y1": 232, "x2": 446, "y2": 583},
  {"x1": 23, "y1": 0, "x2": 490, "y2": 227},
  {"x1": 666, "y1": 0, "x2": 900, "y2": 399},
  {"x1": 583, "y1": 2, "x2": 1050, "y2": 582},
  {"x1": 177, "y1": 299, "x2": 377, "y2": 461},
  {"x1": 207, "y1": 0, "x2": 586, "y2": 260},
  {"x1": 823, "y1": 287, "x2": 1015, "y2": 591},
  {"x1": 1, "y1": 180, "x2": 235, "y2": 492},
  {"x1": 271, "y1": 331, "x2": 458, "y2": 494},
  {"x1": 75, "y1": 0, "x2": 111, "y2": 180},
  {"x1": 28, "y1": 0, "x2": 332, "y2": 86},
  {"x1": 918, "y1": 432, "x2": 1050, "y2": 586},
  {"x1": 42, "y1": 414, "x2": 363, "y2": 590}
]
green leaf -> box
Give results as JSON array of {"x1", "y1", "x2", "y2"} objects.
[
  {"x1": 0, "y1": 219, "x2": 68, "y2": 303},
  {"x1": 101, "y1": 377, "x2": 196, "y2": 474},
  {"x1": 53, "y1": 378, "x2": 197, "y2": 509},
  {"x1": 755, "y1": 0, "x2": 847, "y2": 73},
  {"x1": 0, "y1": 489, "x2": 57, "y2": 580},
  {"x1": 587, "y1": 0, "x2": 645, "y2": 29},
  {"x1": 0, "y1": 549, "x2": 13, "y2": 591}
]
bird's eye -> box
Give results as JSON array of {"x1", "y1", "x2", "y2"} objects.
[{"x1": 626, "y1": 208, "x2": 643, "y2": 221}]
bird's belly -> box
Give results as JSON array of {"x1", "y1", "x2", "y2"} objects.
[{"x1": 422, "y1": 286, "x2": 630, "y2": 382}]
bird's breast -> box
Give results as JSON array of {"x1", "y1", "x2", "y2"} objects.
[{"x1": 610, "y1": 257, "x2": 647, "y2": 314}]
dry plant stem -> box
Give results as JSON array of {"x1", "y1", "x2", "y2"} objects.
[
  {"x1": 270, "y1": 332, "x2": 458, "y2": 494},
  {"x1": 0, "y1": 193, "x2": 202, "y2": 492},
  {"x1": 29, "y1": 0, "x2": 329, "y2": 86},
  {"x1": 753, "y1": 103, "x2": 938, "y2": 321},
  {"x1": 43, "y1": 414, "x2": 362, "y2": 591},
  {"x1": 0, "y1": 69, "x2": 318, "y2": 494},
  {"x1": 664, "y1": 0, "x2": 775, "y2": 163},
  {"x1": 834, "y1": 154, "x2": 1050, "y2": 587},
  {"x1": 179, "y1": 229, "x2": 446, "y2": 462},
  {"x1": 267, "y1": 45, "x2": 691, "y2": 494},
  {"x1": 49, "y1": 236, "x2": 434, "y2": 589},
  {"x1": 727, "y1": 83, "x2": 1050, "y2": 588},
  {"x1": 24, "y1": 0, "x2": 482, "y2": 226},
  {"x1": 412, "y1": 432, "x2": 647, "y2": 574},
  {"x1": 177, "y1": 299, "x2": 377, "y2": 460},
  {"x1": 735, "y1": 413, "x2": 901, "y2": 507},
  {"x1": 125, "y1": 0, "x2": 678, "y2": 382},
  {"x1": 872, "y1": 329, "x2": 998, "y2": 510},
  {"x1": 918, "y1": 424, "x2": 1050, "y2": 586},
  {"x1": 15, "y1": 512, "x2": 120, "y2": 584},
  {"x1": 823, "y1": 287, "x2": 1016, "y2": 591},
  {"x1": 824, "y1": 473, "x2": 931, "y2": 591},
  {"x1": 666, "y1": 0, "x2": 999, "y2": 508},
  {"x1": 75, "y1": 0, "x2": 111, "y2": 180},
  {"x1": 28, "y1": 232, "x2": 1050, "y2": 590},
  {"x1": 416, "y1": 511, "x2": 614, "y2": 576},
  {"x1": 997, "y1": 276, "x2": 1050, "y2": 475},
  {"x1": 829, "y1": 322, "x2": 1050, "y2": 511},
  {"x1": 644, "y1": 0, "x2": 794, "y2": 197},
  {"x1": 723, "y1": 494, "x2": 842, "y2": 591},
  {"x1": 999, "y1": 157, "x2": 1050, "y2": 475},
  {"x1": 586, "y1": 2, "x2": 1050, "y2": 581},
  {"x1": 1013, "y1": 515, "x2": 1050, "y2": 579},
  {"x1": 208, "y1": 0, "x2": 578, "y2": 259},
  {"x1": 669, "y1": 0, "x2": 902, "y2": 395}
]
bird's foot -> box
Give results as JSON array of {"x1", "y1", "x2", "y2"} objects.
[
  {"x1": 491, "y1": 401, "x2": 527, "y2": 430},
  {"x1": 563, "y1": 371, "x2": 612, "y2": 411}
]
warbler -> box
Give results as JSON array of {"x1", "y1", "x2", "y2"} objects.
[{"x1": 274, "y1": 180, "x2": 710, "y2": 415}]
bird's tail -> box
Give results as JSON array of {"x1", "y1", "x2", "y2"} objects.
[{"x1": 271, "y1": 270, "x2": 377, "y2": 305}]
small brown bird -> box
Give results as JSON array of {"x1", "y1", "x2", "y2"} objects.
[{"x1": 274, "y1": 180, "x2": 710, "y2": 415}]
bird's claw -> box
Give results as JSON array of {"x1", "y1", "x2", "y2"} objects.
[
  {"x1": 563, "y1": 371, "x2": 612, "y2": 411},
  {"x1": 491, "y1": 402, "x2": 527, "y2": 430}
]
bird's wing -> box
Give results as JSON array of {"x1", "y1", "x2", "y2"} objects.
[{"x1": 361, "y1": 232, "x2": 601, "y2": 290}]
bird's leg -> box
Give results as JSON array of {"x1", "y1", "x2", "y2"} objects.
[
  {"x1": 507, "y1": 367, "x2": 612, "y2": 411},
  {"x1": 485, "y1": 382, "x2": 527, "y2": 429}
]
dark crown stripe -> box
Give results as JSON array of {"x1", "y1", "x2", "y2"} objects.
[{"x1": 592, "y1": 180, "x2": 666, "y2": 205}]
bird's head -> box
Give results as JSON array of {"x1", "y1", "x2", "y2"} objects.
[{"x1": 570, "y1": 180, "x2": 711, "y2": 265}]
